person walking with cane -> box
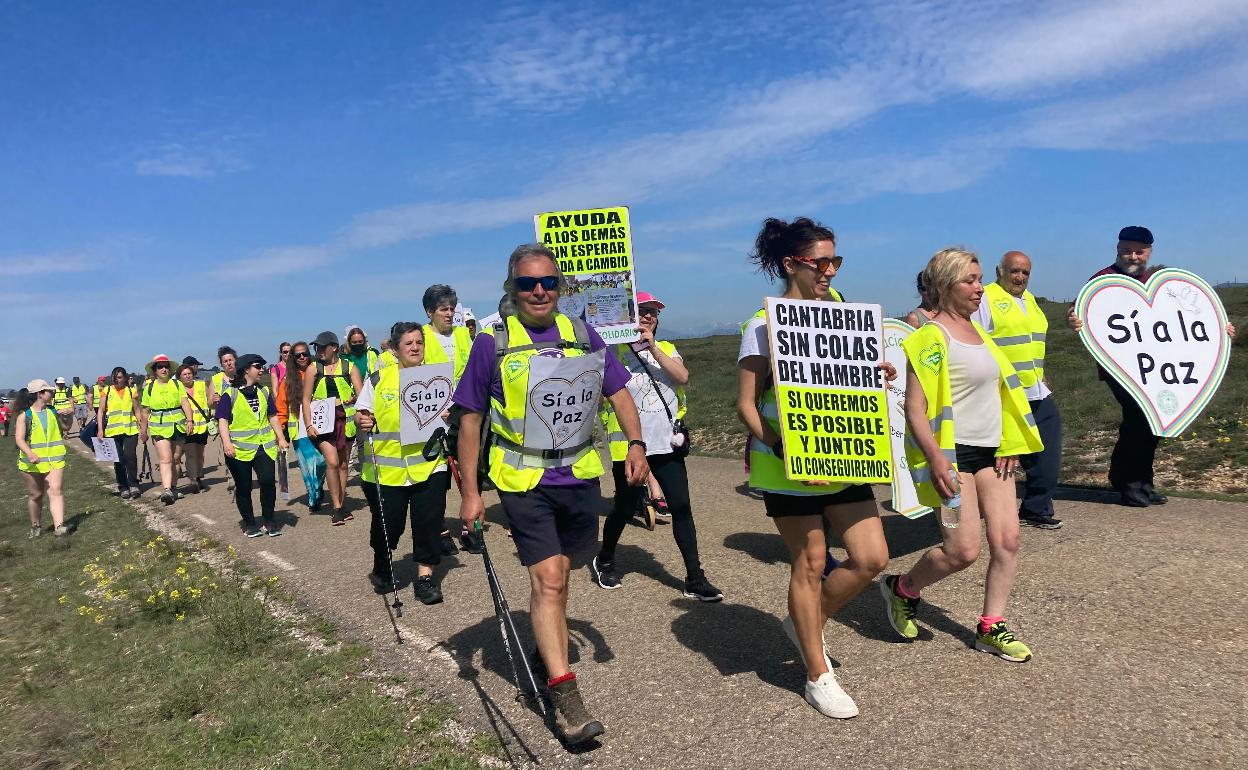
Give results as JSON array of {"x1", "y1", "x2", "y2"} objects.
[
  {"x1": 355, "y1": 321, "x2": 450, "y2": 606},
  {"x1": 217, "y1": 354, "x2": 290, "y2": 537},
  {"x1": 14, "y1": 381, "x2": 73, "y2": 537}
]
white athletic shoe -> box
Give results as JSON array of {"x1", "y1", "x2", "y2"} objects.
[
  {"x1": 782, "y1": 614, "x2": 832, "y2": 672},
  {"x1": 804, "y1": 671, "x2": 859, "y2": 719}
]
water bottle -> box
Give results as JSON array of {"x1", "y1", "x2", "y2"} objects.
[{"x1": 940, "y1": 469, "x2": 961, "y2": 529}]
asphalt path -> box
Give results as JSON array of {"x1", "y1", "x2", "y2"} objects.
[{"x1": 85, "y1": 441, "x2": 1248, "y2": 770}]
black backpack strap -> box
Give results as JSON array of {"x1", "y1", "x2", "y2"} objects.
[
  {"x1": 490, "y1": 319, "x2": 510, "y2": 387},
  {"x1": 568, "y1": 316, "x2": 592, "y2": 352},
  {"x1": 368, "y1": 371, "x2": 382, "y2": 388}
]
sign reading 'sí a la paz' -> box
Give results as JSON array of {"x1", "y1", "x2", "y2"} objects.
[
  {"x1": 534, "y1": 206, "x2": 639, "y2": 344},
  {"x1": 765, "y1": 297, "x2": 892, "y2": 483},
  {"x1": 1075, "y1": 267, "x2": 1232, "y2": 437}
]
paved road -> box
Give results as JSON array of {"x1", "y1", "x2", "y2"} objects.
[{"x1": 93, "y1": 445, "x2": 1248, "y2": 769}]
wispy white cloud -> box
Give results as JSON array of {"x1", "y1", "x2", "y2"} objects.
[
  {"x1": 0, "y1": 252, "x2": 108, "y2": 278},
  {"x1": 208, "y1": 245, "x2": 334, "y2": 281},
  {"x1": 134, "y1": 142, "x2": 249, "y2": 178}
]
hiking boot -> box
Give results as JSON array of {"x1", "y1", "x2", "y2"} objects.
[
  {"x1": 804, "y1": 670, "x2": 859, "y2": 719},
  {"x1": 54, "y1": 523, "x2": 75, "y2": 537},
  {"x1": 368, "y1": 571, "x2": 393, "y2": 595},
  {"x1": 975, "y1": 621, "x2": 1032, "y2": 662},
  {"x1": 879, "y1": 575, "x2": 920, "y2": 640},
  {"x1": 782, "y1": 614, "x2": 832, "y2": 672},
  {"x1": 458, "y1": 526, "x2": 484, "y2": 554},
  {"x1": 160, "y1": 489, "x2": 175, "y2": 505},
  {"x1": 549, "y1": 677, "x2": 605, "y2": 745},
  {"x1": 331, "y1": 508, "x2": 349, "y2": 526},
  {"x1": 681, "y1": 575, "x2": 724, "y2": 602},
  {"x1": 244, "y1": 526, "x2": 264, "y2": 538},
  {"x1": 590, "y1": 556, "x2": 621, "y2": 590},
  {"x1": 1019, "y1": 512, "x2": 1063, "y2": 530},
  {"x1": 413, "y1": 575, "x2": 443, "y2": 605},
  {"x1": 439, "y1": 532, "x2": 460, "y2": 555},
  {"x1": 28, "y1": 524, "x2": 42, "y2": 539}
]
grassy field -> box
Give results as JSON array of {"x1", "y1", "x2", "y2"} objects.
[
  {"x1": 674, "y1": 285, "x2": 1247, "y2": 497},
  {"x1": 0, "y1": 442, "x2": 490, "y2": 769}
]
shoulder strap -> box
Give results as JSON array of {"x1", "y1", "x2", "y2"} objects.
[
  {"x1": 491, "y1": 320, "x2": 510, "y2": 386},
  {"x1": 186, "y1": 386, "x2": 210, "y2": 420},
  {"x1": 25, "y1": 409, "x2": 34, "y2": 444},
  {"x1": 630, "y1": 347, "x2": 675, "y2": 422},
  {"x1": 568, "y1": 317, "x2": 591, "y2": 352},
  {"x1": 146, "y1": 380, "x2": 155, "y2": 398},
  {"x1": 368, "y1": 371, "x2": 382, "y2": 388}
]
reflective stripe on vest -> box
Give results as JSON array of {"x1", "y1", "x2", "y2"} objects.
[
  {"x1": 102, "y1": 386, "x2": 139, "y2": 437},
  {"x1": 487, "y1": 313, "x2": 604, "y2": 492},
  {"x1": 360, "y1": 366, "x2": 445, "y2": 486},
  {"x1": 143, "y1": 379, "x2": 186, "y2": 438},
  {"x1": 71, "y1": 384, "x2": 88, "y2": 405},
  {"x1": 312, "y1": 360, "x2": 357, "y2": 439},
  {"x1": 52, "y1": 388, "x2": 72, "y2": 411},
  {"x1": 983, "y1": 283, "x2": 1047, "y2": 389},
  {"x1": 18, "y1": 409, "x2": 66, "y2": 473},
  {"x1": 225, "y1": 386, "x2": 277, "y2": 462},
  {"x1": 600, "y1": 341, "x2": 687, "y2": 462},
  {"x1": 901, "y1": 322, "x2": 1043, "y2": 508},
  {"x1": 742, "y1": 307, "x2": 849, "y2": 496}
]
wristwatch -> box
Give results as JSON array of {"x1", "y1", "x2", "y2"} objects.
[{"x1": 628, "y1": 439, "x2": 647, "y2": 451}]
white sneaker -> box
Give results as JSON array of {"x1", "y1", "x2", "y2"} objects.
[
  {"x1": 804, "y1": 671, "x2": 859, "y2": 719},
  {"x1": 782, "y1": 614, "x2": 832, "y2": 672}
]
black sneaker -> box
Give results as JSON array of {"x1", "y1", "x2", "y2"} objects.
[
  {"x1": 160, "y1": 489, "x2": 175, "y2": 505},
  {"x1": 590, "y1": 556, "x2": 621, "y2": 590},
  {"x1": 439, "y1": 532, "x2": 460, "y2": 555},
  {"x1": 681, "y1": 575, "x2": 724, "y2": 602},
  {"x1": 263, "y1": 524, "x2": 282, "y2": 538},
  {"x1": 413, "y1": 575, "x2": 443, "y2": 605},
  {"x1": 367, "y1": 571, "x2": 393, "y2": 594},
  {"x1": 244, "y1": 526, "x2": 264, "y2": 538},
  {"x1": 331, "y1": 508, "x2": 349, "y2": 526},
  {"x1": 1019, "y1": 512, "x2": 1063, "y2": 530},
  {"x1": 459, "y1": 526, "x2": 484, "y2": 554}
]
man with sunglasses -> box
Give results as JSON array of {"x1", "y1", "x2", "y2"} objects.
[{"x1": 453, "y1": 243, "x2": 648, "y2": 745}]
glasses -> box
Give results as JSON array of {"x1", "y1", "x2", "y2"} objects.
[
  {"x1": 639, "y1": 306, "x2": 661, "y2": 317},
  {"x1": 514, "y1": 275, "x2": 559, "y2": 292},
  {"x1": 791, "y1": 255, "x2": 843, "y2": 272},
  {"x1": 280, "y1": 348, "x2": 291, "y2": 355},
  {"x1": 294, "y1": 351, "x2": 310, "y2": 359},
  {"x1": 154, "y1": 363, "x2": 171, "y2": 369}
]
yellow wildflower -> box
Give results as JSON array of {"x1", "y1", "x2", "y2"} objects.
[
  {"x1": 175, "y1": 566, "x2": 188, "y2": 577},
  {"x1": 58, "y1": 595, "x2": 67, "y2": 605},
  {"x1": 169, "y1": 590, "x2": 181, "y2": 600},
  {"x1": 175, "y1": 613, "x2": 186, "y2": 622},
  {"x1": 147, "y1": 595, "x2": 156, "y2": 604}
]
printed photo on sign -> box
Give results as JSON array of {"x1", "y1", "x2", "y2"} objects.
[
  {"x1": 882, "y1": 319, "x2": 932, "y2": 518},
  {"x1": 1075, "y1": 268, "x2": 1231, "y2": 437},
  {"x1": 92, "y1": 437, "x2": 120, "y2": 463},
  {"x1": 765, "y1": 297, "x2": 892, "y2": 483},
  {"x1": 398, "y1": 363, "x2": 455, "y2": 445},
  {"x1": 534, "y1": 206, "x2": 639, "y2": 344},
  {"x1": 522, "y1": 350, "x2": 605, "y2": 452}
]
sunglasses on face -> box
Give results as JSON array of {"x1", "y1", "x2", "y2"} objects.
[
  {"x1": 280, "y1": 349, "x2": 291, "y2": 355},
  {"x1": 294, "y1": 351, "x2": 310, "y2": 359},
  {"x1": 792, "y1": 255, "x2": 843, "y2": 272},
  {"x1": 515, "y1": 275, "x2": 559, "y2": 292},
  {"x1": 154, "y1": 363, "x2": 170, "y2": 369},
  {"x1": 639, "y1": 306, "x2": 661, "y2": 317}
]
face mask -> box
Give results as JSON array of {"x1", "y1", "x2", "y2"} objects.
[{"x1": 350, "y1": 344, "x2": 366, "y2": 355}]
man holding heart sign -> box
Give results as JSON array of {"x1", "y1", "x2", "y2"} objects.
[{"x1": 1069, "y1": 226, "x2": 1236, "y2": 507}]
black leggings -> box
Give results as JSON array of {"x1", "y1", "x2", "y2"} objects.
[
  {"x1": 111, "y1": 434, "x2": 139, "y2": 488},
  {"x1": 225, "y1": 451, "x2": 277, "y2": 526},
  {"x1": 362, "y1": 473, "x2": 450, "y2": 577},
  {"x1": 601, "y1": 454, "x2": 703, "y2": 579}
]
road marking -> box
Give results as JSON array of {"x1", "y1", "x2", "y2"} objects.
[
  {"x1": 191, "y1": 513, "x2": 215, "y2": 525},
  {"x1": 257, "y1": 550, "x2": 297, "y2": 572}
]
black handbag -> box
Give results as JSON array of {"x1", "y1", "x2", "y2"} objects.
[{"x1": 630, "y1": 346, "x2": 690, "y2": 458}]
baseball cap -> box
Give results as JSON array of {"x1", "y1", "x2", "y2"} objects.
[
  {"x1": 28, "y1": 379, "x2": 53, "y2": 392},
  {"x1": 236, "y1": 353, "x2": 267, "y2": 371},
  {"x1": 636, "y1": 291, "x2": 666, "y2": 309},
  {"x1": 54, "y1": 376, "x2": 66, "y2": 384},
  {"x1": 313, "y1": 331, "x2": 339, "y2": 348},
  {"x1": 182, "y1": 355, "x2": 203, "y2": 366}
]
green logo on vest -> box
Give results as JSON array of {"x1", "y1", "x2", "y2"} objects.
[
  {"x1": 504, "y1": 357, "x2": 525, "y2": 382},
  {"x1": 995, "y1": 300, "x2": 1011, "y2": 312},
  {"x1": 919, "y1": 343, "x2": 944, "y2": 373}
]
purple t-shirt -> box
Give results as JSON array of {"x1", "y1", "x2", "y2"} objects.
[
  {"x1": 453, "y1": 318, "x2": 630, "y2": 486},
  {"x1": 215, "y1": 386, "x2": 277, "y2": 421}
]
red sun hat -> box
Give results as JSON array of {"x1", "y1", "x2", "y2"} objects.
[
  {"x1": 146, "y1": 354, "x2": 173, "y2": 375},
  {"x1": 636, "y1": 291, "x2": 665, "y2": 309}
]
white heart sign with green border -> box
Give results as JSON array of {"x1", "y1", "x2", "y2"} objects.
[{"x1": 1075, "y1": 268, "x2": 1231, "y2": 437}]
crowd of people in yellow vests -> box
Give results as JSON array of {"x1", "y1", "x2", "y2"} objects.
[{"x1": 8, "y1": 219, "x2": 1235, "y2": 744}]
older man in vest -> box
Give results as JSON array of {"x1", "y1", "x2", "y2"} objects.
[{"x1": 973, "y1": 251, "x2": 1063, "y2": 529}]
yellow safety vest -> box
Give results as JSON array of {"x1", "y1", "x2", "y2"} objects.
[
  {"x1": 311, "y1": 359, "x2": 357, "y2": 439},
  {"x1": 422, "y1": 325, "x2": 473, "y2": 383},
  {"x1": 901, "y1": 322, "x2": 1043, "y2": 508},
  {"x1": 71, "y1": 384, "x2": 88, "y2": 406},
  {"x1": 224, "y1": 386, "x2": 278, "y2": 462},
  {"x1": 102, "y1": 386, "x2": 139, "y2": 437},
  {"x1": 52, "y1": 387, "x2": 73, "y2": 413},
  {"x1": 827, "y1": 286, "x2": 845, "y2": 302},
  {"x1": 741, "y1": 308, "x2": 849, "y2": 495},
  {"x1": 183, "y1": 381, "x2": 210, "y2": 435},
  {"x1": 983, "y1": 282, "x2": 1047, "y2": 389},
  {"x1": 487, "y1": 313, "x2": 603, "y2": 492},
  {"x1": 377, "y1": 349, "x2": 397, "y2": 370},
  {"x1": 142, "y1": 379, "x2": 187, "y2": 438},
  {"x1": 92, "y1": 384, "x2": 105, "y2": 405},
  {"x1": 18, "y1": 408, "x2": 66, "y2": 473},
  {"x1": 600, "y1": 341, "x2": 687, "y2": 462},
  {"x1": 360, "y1": 366, "x2": 445, "y2": 486},
  {"x1": 211, "y1": 371, "x2": 231, "y2": 401}
]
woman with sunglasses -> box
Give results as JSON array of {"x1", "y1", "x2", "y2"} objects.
[
  {"x1": 304, "y1": 331, "x2": 363, "y2": 524},
  {"x1": 97, "y1": 366, "x2": 143, "y2": 498},
  {"x1": 14, "y1": 381, "x2": 73, "y2": 537},
  {"x1": 176, "y1": 363, "x2": 211, "y2": 493},
  {"x1": 218, "y1": 353, "x2": 290, "y2": 537},
  {"x1": 592, "y1": 291, "x2": 721, "y2": 602},
  {"x1": 355, "y1": 321, "x2": 450, "y2": 606},
  {"x1": 736, "y1": 217, "x2": 894, "y2": 719},
  {"x1": 141, "y1": 354, "x2": 195, "y2": 504},
  {"x1": 279, "y1": 342, "x2": 325, "y2": 510}
]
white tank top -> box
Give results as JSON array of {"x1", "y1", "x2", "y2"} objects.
[{"x1": 935, "y1": 322, "x2": 1001, "y2": 447}]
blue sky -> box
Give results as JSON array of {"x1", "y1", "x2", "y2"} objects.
[{"x1": 3, "y1": 0, "x2": 1248, "y2": 387}]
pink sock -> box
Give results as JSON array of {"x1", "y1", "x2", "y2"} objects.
[
  {"x1": 978, "y1": 615, "x2": 1004, "y2": 634},
  {"x1": 896, "y1": 575, "x2": 920, "y2": 599}
]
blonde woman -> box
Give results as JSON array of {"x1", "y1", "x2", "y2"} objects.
[
  {"x1": 13, "y1": 382, "x2": 73, "y2": 537},
  {"x1": 880, "y1": 247, "x2": 1043, "y2": 662}
]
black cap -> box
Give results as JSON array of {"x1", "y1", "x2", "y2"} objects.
[
  {"x1": 236, "y1": 353, "x2": 267, "y2": 371},
  {"x1": 313, "y1": 331, "x2": 339, "y2": 348},
  {"x1": 1118, "y1": 225, "x2": 1153, "y2": 245},
  {"x1": 182, "y1": 355, "x2": 203, "y2": 366}
]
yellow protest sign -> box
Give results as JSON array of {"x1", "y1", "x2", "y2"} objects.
[
  {"x1": 765, "y1": 297, "x2": 892, "y2": 483},
  {"x1": 534, "y1": 206, "x2": 639, "y2": 344}
]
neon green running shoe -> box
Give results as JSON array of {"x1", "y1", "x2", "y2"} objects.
[
  {"x1": 975, "y1": 622, "x2": 1032, "y2": 662},
  {"x1": 879, "y1": 575, "x2": 919, "y2": 640}
]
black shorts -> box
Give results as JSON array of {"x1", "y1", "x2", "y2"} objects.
[
  {"x1": 955, "y1": 444, "x2": 998, "y2": 475},
  {"x1": 763, "y1": 484, "x2": 875, "y2": 518},
  {"x1": 180, "y1": 433, "x2": 208, "y2": 445},
  {"x1": 153, "y1": 433, "x2": 184, "y2": 445},
  {"x1": 498, "y1": 480, "x2": 601, "y2": 567}
]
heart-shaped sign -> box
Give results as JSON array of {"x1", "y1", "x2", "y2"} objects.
[
  {"x1": 1075, "y1": 268, "x2": 1230, "y2": 437},
  {"x1": 527, "y1": 370, "x2": 604, "y2": 449},
  {"x1": 401, "y1": 376, "x2": 454, "y2": 430}
]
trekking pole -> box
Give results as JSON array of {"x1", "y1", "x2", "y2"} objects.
[
  {"x1": 365, "y1": 427, "x2": 405, "y2": 624},
  {"x1": 140, "y1": 442, "x2": 153, "y2": 482}
]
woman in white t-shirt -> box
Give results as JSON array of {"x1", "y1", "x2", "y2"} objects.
[
  {"x1": 736, "y1": 217, "x2": 894, "y2": 720},
  {"x1": 590, "y1": 292, "x2": 722, "y2": 602}
]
